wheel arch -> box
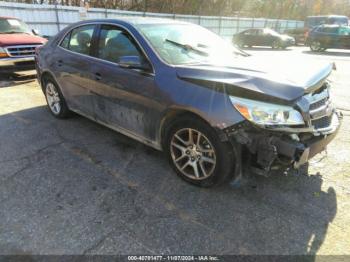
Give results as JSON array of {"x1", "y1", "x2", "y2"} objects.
[
  {"x1": 158, "y1": 108, "x2": 221, "y2": 150},
  {"x1": 40, "y1": 71, "x2": 56, "y2": 92}
]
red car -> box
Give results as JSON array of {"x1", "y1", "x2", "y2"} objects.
[{"x1": 0, "y1": 17, "x2": 46, "y2": 72}]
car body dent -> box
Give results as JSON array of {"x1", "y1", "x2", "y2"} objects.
[{"x1": 175, "y1": 59, "x2": 333, "y2": 104}]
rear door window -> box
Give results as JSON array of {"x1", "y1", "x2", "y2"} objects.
[
  {"x1": 255, "y1": 29, "x2": 265, "y2": 36},
  {"x1": 322, "y1": 27, "x2": 339, "y2": 34},
  {"x1": 61, "y1": 25, "x2": 96, "y2": 56},
  {"x1": 243, "y1": 29, "x2": 254, "y2": 35},
  {"x1": 60, "y1": 32, "x2": 71, "y2": 49}
]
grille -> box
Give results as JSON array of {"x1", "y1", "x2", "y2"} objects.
[
  {"x1": 312, "y1": 115, "x2": 332, "y2": 129},
  {"x1": 309, "y1": 97, "x2": 327, "y2": 111},
  {"x1": 307, "y1": 87, "x2": 333, "y2": 131},
  {"x1": 5, "y1": 45, "x2": 41, "y2": 57}
]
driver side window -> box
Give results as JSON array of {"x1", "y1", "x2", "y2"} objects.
[{"x1": 97, "y1": 25, "x2": 142, "y2": 64}]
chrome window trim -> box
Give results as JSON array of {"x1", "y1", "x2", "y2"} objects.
[{"x1": 56, "y1": 22, "x2": 155, "y2": 75}]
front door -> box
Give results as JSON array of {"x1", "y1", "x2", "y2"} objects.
[{"x1": 89, "y1": 24, "x2": 160, "y2": 141}]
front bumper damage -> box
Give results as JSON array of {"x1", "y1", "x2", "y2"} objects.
[{"x1": 225, "y1": 111, "x2": 342, "y2": 176}]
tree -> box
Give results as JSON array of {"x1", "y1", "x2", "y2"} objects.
[{"x1": 5, "y1": 0, "x2": 350, "y2": 19}]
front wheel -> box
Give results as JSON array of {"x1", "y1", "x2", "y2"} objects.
[
  {"x1": 272, "y1": 40, "x2": 280, "y2": 49},
  {"x1": 165, "y1": 118, "x2": 238, "y2": 187}
]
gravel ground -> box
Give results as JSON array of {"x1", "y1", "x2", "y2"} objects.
[{"x1": 0, "y1": 46, "x2": 349, "y2": 256}]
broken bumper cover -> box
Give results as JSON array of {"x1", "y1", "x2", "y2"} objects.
[
  {"x1": 227, "y1": 111, "x2": 342, "y2": 172},
  {"x1": 277, "y1": 112, "x2": 341, "y2": 168},
  {"x1": 0, "y1": 56, "x2": 35, "y2": 72}
]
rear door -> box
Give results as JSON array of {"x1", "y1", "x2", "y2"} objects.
[
  {"x1": 260, "y1": 29, "x2": 274, "y2": 46},
  {"x1": 253, "y1": 29, "x2": 265, "y2": 46},
  {"x1": 240, "y1": 29, "x2": 255, "y2": 46},
  {"x1": 54, "y1": 24, "x2": 98, "y2": 116}
]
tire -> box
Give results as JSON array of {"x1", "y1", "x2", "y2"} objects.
[
  {"x1": 164, "y1": 117, "x2": 238, "y2": 187},
  {"x1": 310, "y1": 41, "x2": 323, "y2": 52},
  {"x1": 272, "y1": 40, "x2": 280, "y2": 49},
  {"x1": 43, "y1": 76, "x2": 71, "y2": 119}
]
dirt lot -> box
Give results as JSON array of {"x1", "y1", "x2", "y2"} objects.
[{"x1": 0, "y1": 46, "x2": 349, "y2": 256}]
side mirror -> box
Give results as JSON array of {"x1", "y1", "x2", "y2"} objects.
[
  {"x1": 119, "y1": 56, "x2": 150, "y2": 71},
  {"x1": 32, "y1": 29, "x2": 40, "y2": 36}
]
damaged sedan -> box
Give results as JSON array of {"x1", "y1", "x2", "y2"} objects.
[{"x1": 35, "y1": 18, "x2": 342, "y2": 187}]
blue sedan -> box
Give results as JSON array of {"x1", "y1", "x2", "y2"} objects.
[{"x1": 35, "y1": 18, "x2": 341, "y2": 187}]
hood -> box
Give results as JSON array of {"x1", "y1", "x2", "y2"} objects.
[
  {"x1": 0, "y1": 33, "x2": 46, "y2": 46},
  {"x1": 176, "y1": 56, "x2": 333, "y2": 104},
  {"x1": 280, "y1": 34, "x2": 294, "y2": 40}
]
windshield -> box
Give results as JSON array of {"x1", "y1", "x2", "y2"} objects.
[
  {"x1": 137, "y1": 23, "x2": 245, "y2": 65},
  {"x1": 328, "y1": 17, "x2": 348, "y2": 25},
  {"x1": 306, "y1": 16, "x2": 349, "y2": 28},
  {"x1": 263, "y1": 28, "x2": 281, "y2": 36},
  {"x1": 0, "y1": 18, "x2": 31, "y2": 34}
]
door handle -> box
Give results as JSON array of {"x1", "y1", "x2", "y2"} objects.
[{"x1": 95, "y1": 72, "x2": 102, "y2": 81}]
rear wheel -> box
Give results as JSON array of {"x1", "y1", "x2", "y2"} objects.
[
  {"x1": 165, "y1": 117, "x2": 238, "y2": 187},
  {"x1": 236, "y1": 41, "x2": 245, "y2": 48},
  {"x1": 43, "y1": 77, "x2": 71, "y2": 118},
  {"x1": 310, "y1": 41, "x2": 323, "y2": 52}
]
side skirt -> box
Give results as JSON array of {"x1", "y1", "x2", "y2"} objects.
[{"x1": 70, "y1": 108, "x2": 162, "y2": 151}]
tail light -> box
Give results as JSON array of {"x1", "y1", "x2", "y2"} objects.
[{"x1": 0, "y1": 47, "x2": 8, "y2": 58}]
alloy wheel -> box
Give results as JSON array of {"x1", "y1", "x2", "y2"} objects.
[
  {"x1": 170, "y1": 128, "x2": 216, "y2": 180},
  {"x1": 45, "y1": 82, "x2": 61, "y2": 115},
  {"x1": 310, "y1": 41, "x2": 322, "y2": 52}
]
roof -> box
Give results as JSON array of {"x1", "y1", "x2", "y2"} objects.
[
  {"x1": 76, "y1": 17, "x2": 190, "y2": 26},
  {"x1": 119, "y1": 17, "x2": 188, "y2": 25}
]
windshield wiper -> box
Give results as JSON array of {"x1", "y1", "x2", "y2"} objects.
[{"x1": 165, "y1": 39, "x2": 209, "y2": 56}]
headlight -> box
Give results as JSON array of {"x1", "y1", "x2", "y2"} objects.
[
  {"x1": 0, "y1": 47, "x2": 8, "y2": 58},
  {"x1": 230, "y1": 96, "x2": 305, "y2": 126}
]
